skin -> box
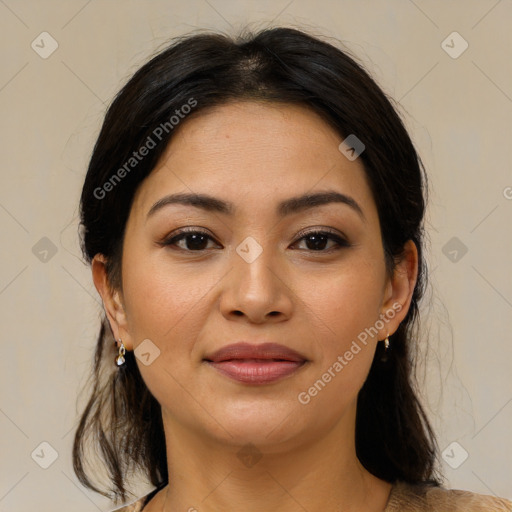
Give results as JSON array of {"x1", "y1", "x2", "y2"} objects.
[{"x1": 92, "y1": 101, "x2": 418, "y2": 512}]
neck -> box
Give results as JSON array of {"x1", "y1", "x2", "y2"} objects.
[{"x1": 158, "y1": 404, "x2": 392, "y2": 512}]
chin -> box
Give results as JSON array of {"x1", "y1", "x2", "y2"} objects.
[{"x1": 203, "y1": 400, "x2": 310, "y2": 449}]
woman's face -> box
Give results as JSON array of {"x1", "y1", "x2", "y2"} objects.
[{"x1": 97, "y1": 101, "x2": 415, "y2": 449}]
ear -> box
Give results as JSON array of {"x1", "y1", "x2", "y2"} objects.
[
  {"x1": 377, "y1": 239, "x2": 419, "y2": 340},
  {"x1": 91, "y1": 254, "x2": 133, "y2": 351}
]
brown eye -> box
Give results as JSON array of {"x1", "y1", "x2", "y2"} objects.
[
  {"x1": 162, "y1": 230, "x2": 220, "y2": 251},
  {"x1": 292, "y1": 230, "x2": 349, "y2": 252}
]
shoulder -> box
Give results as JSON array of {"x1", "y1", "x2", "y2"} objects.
[{"x1": 386, "y1": 481, "x2": 512, "y2": 512}]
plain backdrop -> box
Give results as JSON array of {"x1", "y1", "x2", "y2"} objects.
[{"x1": 0, "y1": 1, "x2": 511, "y2": 510}]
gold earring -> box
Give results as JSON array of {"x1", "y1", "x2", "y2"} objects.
[
  {"x1": 384, "y1": 333, "x2": 390, "y2": 351},
  {"x1": 115, "y1": 339, "x2": 126, "y2": 366}
]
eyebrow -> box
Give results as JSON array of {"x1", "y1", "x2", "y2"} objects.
[{"x1": 146, "y1": 190, "x2": 365, "y2": 221}]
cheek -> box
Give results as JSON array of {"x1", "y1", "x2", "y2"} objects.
[
  {"x1": 120, "y1": 258, "x2": 216, "y2": 409},
  {"x1": 296, "y1": 256, "x2": 385, "y2": 398},
  {"x1": 302, "y1": 256, "x2": 385, "y2": 340},
  {"x1": 122, "y1": 248, "x2": 215, "y2": 341},
  {"x1": 125, "y1": 266, "x2": 208, "y2": 342}
]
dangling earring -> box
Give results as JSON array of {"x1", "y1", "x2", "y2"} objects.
[
  {"x1": 384, "y1": 333, "x2": 390, "y2": 351},
  {"x1": 380, "y1": 333, "x2": 390, "y2": 363},
  {"x1": 115, "y1": 338, "x2": 126, "y2": 367}
]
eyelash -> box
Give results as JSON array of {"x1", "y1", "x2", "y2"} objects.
[{"x1": 160, "y1": 227, "x2": 350, "y2": 253}]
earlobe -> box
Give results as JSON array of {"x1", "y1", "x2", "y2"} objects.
[
  {"x1": 379, "y1": 240, "x2": 419, "y2": 339},
  {"x1": 91, "y1": 254, "x2": 132, "y2": 351}
]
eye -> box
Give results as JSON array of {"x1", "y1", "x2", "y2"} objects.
[
  {"x1": 291, "y1": 229, "x2": 350, "y2": 252},
  {"x1": 161, "y1": 229, "x2": 220, "y2": 251},
  {"x1": 160, "y1": 228, "x2": 349, "y2": 253}
]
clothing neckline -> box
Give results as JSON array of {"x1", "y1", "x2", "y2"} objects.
[
  {"x1": 142, "y1": 481, "x2": 167, "y2": 509},
  {"x1": 383, "y1": 481, "x2": 403, "y2": 511},
  {"x1": 141, "y1": 480, "x2": 401, "y2": 511}
]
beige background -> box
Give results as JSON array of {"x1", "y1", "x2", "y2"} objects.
[{"x1": 1, "y1": 1, "x2": 511, "y2": 510}]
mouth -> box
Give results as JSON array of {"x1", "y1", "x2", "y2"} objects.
[
  {"x1": 205, "y1": 359, "x2": 306, "y2": 384},
  {"x1": 203, "y1": 342, "x2": 308, "y2": 385}
]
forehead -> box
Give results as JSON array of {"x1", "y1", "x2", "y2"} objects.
[{"x1": 131, "y1": 101, "x2": 376, "y2": 220}]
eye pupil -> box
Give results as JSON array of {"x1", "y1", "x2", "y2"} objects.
[
  {"x1": 306, "y1": 234, "x2": 328, "y2": 251},
  {"x1": 186, "y1": 233, "x2": 208, "y2": 250}
]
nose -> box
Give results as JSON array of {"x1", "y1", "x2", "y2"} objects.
[{"x1": 220, "y1": 242, "x2": 293, "y2": 324}]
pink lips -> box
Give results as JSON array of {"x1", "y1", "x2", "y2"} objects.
[{"x1": 204, "y1": 342, "x2": 307, "y2": 384}]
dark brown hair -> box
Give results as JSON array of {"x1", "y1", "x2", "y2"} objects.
[{"x1": 73, "y1": 26, "x2": 441, "y2": 504}]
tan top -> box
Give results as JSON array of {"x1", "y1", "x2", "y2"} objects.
[{"x1": 112, "y1": 480, "x2": 512, "y2": 511}]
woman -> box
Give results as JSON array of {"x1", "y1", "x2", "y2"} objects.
[{"x1": 73, "y1": 27, "x2": 512, "y2": 511}]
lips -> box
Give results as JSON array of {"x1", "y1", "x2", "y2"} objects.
[
  {"x1": 204, "y1": 342, "x2": 307, "y2": 363},
  {"x1": 204, "y1": 342, "x2": 307, "y2": 384}
]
